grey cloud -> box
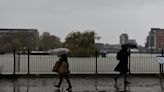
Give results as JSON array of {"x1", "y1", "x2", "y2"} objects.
[{"x1": 0, "y1": 0, "x2": 164, "y2": 45}]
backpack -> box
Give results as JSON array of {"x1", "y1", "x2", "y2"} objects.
[{"x1": 52, "y1": 61, "x2": 61, "y2": 72}]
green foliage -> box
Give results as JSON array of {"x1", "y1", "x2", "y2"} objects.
[
  {"x1": 0, "y1": 31, "x2": 62, "y2": 53},
  {"x1": 38, "y1": 32, "x2": 62, "y2": 51},
  {"x1": 0, "y1": 30, "x2": 99, "y2": 55},
  {"x1": 63, "y1": 31, "x2": 100, "y2": 57},
  {"x1": 0, "y1": 32, "x2": 33, "y2": 52}
]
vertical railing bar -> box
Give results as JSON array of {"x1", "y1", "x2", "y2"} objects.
[
  {"x1": 28, "y1": 50, "x2": 30, "y2": 75},
  {"x1": 13, "y1": 50, "x2": 16, "y2": 75},
  {"x1": 95, "y1": 50, "x2": 98, "y2": 74}
]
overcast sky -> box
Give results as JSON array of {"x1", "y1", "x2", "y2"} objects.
[{"x1": 0, "y1": 0, "x2": 164, "y2": 46}]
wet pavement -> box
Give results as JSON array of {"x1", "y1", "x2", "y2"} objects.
[{"x1": 0, "y1": 75, "x2": 164, "y2": 92}]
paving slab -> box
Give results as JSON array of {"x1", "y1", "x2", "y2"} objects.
[{"x1": 0, "y1": 76, "x2": 163, "y2": 92}]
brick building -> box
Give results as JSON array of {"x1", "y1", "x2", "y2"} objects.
[{"x1": 146, "y1": 28, "x2": 164, "y2": 52}]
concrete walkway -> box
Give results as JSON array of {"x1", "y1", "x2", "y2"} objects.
[{"x1": 0, "y1": 75, "x2": 163, "y2": 92}]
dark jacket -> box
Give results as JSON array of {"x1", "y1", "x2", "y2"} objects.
[{"x1": 114, "y1": 48, "x2": 129, "y2": 73}]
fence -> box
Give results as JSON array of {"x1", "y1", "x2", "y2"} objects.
[{"x1": 0, "y1": 50, "x2": 162, "y2": 75}]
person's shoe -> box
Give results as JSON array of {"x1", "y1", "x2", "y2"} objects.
[
  {"x1": 66, "y1": 87, "x2": 72, "y2": 91},
  {"x1": 55, "y1": 89, "x2": 60, "y2": 92},
  {"x1": 54, "y1": 85, "x2": 60, "y2": 88},
  {"x1": 114, "y1": 83, "x2": 117, "y2": 88},
  {"x1": 124, "y1": 81, "x2": 130, "y2": 84},
  {"x1": 114, "y1": 77, "x2": 117, "y2": 83}
]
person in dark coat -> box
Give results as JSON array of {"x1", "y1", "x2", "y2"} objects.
[
  {"x1": 114, "y1": 45, "x2": 130, "y2": 84},
  {"x1": 54, "y1": 54, "x2": 72, "y2": 90}
]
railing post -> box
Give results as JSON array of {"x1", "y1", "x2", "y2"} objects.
[
  {"x1": 160, "y1": 49, "x2": 164, "y2": 79},
  {"x1": 160, "y1": 65, "x2": 161, "y2": 78},
  {"x1": 162, "y1": 49, "x2": 164, "y2": 78},
  {"x1": 13, "y1": 50, "x2": 16, "y2": 75},
  {"x1": 95, "y1": 50, "x2": 98, "y2": 74},
  {"x1": 13, "y1": 49, "x2": 18, "y2": 79},
  {"x1": 162, "y1": 49, "x2": 164, "y2": 57},
  {"x1": 28, "y1": 49, "x2": 30, "y2": 75},
  {"x1": 128, "y1": 49, "x2": 131, "y2": 76},
  {"x1": 95, "y1": 50, "x2": 98, "y2": 90}
]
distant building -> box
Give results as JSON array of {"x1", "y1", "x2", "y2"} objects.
[
  {"x1": 95, "y1": 43, "x2": 104, "y2": 50},
  {"x1": 145, "y1": 36, "x2": 150, "y2": 51},
  {"x1": 120, "y1": 34, "x2": 129, "y2": 45},
  {"x1": 146, "y1": 28, "x2": 164, "y2": 52},
  {"x1": 155, "y1": 30, "x2": 164, "y2": 51},
  {"x1": 107, "y1": 44, "x2": 121, "y2": 52},
  {"x1": 128, "y1": 39, "x2": 137, "y2": 45},
  {"x1": 95, "y1": 43, "x2": 121, "y2": 53},
  {"x1": 0, "y1": 28, "x2": 39, "y2": 50}
]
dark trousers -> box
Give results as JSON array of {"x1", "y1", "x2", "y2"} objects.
[
  {"x1": 57, "y1": 75, "x2": 72, "y2": 88},
  {"x1": 115, "y1": 72, "x2": 128, "y2": 81}
]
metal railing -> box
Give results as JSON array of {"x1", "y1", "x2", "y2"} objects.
[{"x1": 0, "y1": 51, "x2": 162, "y2": 75}]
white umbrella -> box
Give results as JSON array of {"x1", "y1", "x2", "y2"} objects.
[{"x1": 50, "y1": 48, "x2": 70, "y2": 55}]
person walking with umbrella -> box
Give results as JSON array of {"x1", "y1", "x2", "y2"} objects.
[
  {"x1": 114, "y1": 45, "x2": 130, "y2": 84},
  {"x1": 114, "y1": 43, "x2": 137, "y2": 85},
  {"x1": 51, "y1": 48, "x2": 72, "y2": 90},
  {"x1": 54, "y1": 54, "x2": 72, "y2": 90}
]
